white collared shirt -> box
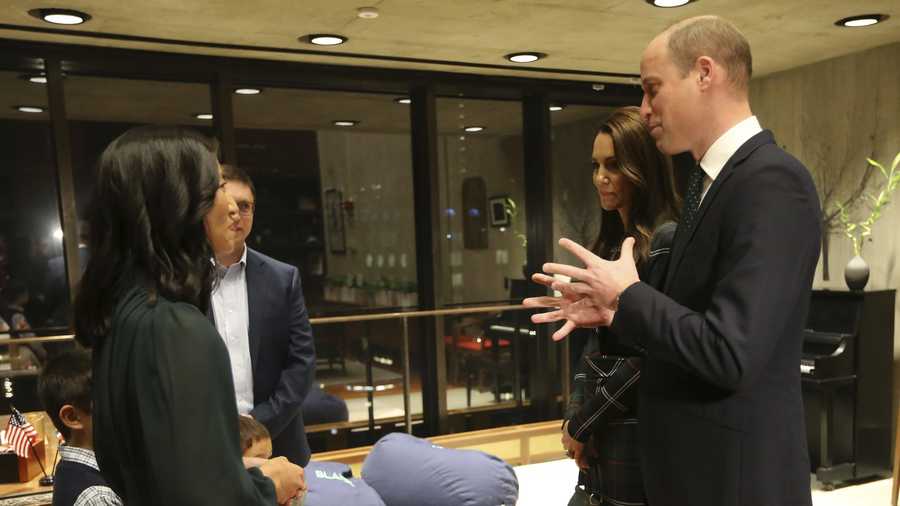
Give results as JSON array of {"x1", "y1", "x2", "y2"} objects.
[
  {"x1": 211, "y1": 245, "x2": 254, "y2": 415},
  {"x1": 698, "y1": 115, "x2": 763, "y2": 203}
]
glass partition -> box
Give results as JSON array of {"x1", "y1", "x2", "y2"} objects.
[
  {"x1": 440, "y1": 305, "x2": 532, "y2": 412},
  {"x1": 232, "y1": 87, "x2": 418, "y2": 316},
  {"x1": 0, "y1": 66, "x2": 68, "y2": 373},
  {"x1": 305, "y1": 305, "x2": 533, "y2": 451},
  {"x1": 435, "y1": 97, "x2": 528, "y2": 306},
  {"x1": 306, "y1": 316, "x2": 421, "y2": 451}
]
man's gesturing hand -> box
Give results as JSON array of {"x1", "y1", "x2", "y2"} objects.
[
  {"x1": 523, "y1": 273, "x2": 614, "y2": 341},
  {"x1": 522, "y1": 237, "x2": 639, "y2": 341}
]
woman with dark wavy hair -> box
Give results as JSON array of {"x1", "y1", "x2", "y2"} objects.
[
  {"x1": 589, "y1": 106, "x2": 680, "y2": 262},
  {"x1": 560, "y1": 106, "x2": 679, "y2": 506},
  {"x1": 74, "y1": 126, "x2": 303, "y2": 505}
]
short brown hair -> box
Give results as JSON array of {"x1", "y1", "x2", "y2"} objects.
[
  {"x1": 221, "y1": 164, "x2": 256, "y2": 200},
  {"x1": 238, "y1": 416, "x2": 270, "y2": 453},
  {"x1": 665, "y1": 15, "x2": 752, "y2": 92}
]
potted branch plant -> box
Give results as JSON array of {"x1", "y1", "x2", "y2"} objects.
[{"x1": 835, "y1": 152, "x2": 900, "y2": 290}]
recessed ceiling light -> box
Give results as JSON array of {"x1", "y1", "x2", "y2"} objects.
[
  {"x1": 28, "y1": 8, "x2": 91, "y2": 25},
  {"x1": 19, "y1": 73, "x2": 47, "y2": 84},
  {"x1": 835, "y1": 14, "x2": 888, "y2": 27},
  {"x1": 194, "y1": 113, "x2": 213, "y2": 120},
  {"x1": 394, "y1": 97, "x2": 412, "y2": 105},
  {"x1": 234, "y1": 88, "x2": 262, "y2": 95},
  {"x1": 15, "y1": 105, "x2": 44, "y2": 113},
  {"x1": 304, "y1": 34, "x2": 348, "y2": 46},
  {"x1": 645, "y1": 0, "x2": 693, "y2": 7},
  {"x1": 357, "y1": 6, "x2": 379, "y2": 19},
  {"x1": 333, "y1": 120, "x2": 359, "y2": 127},
  {"x1": 549, "y1": 105, "x2": 566, "y2": 112},
  {"x1": 505, "y1": 52, "x2": 546, "y2": 63},
  {"x1": 463, "y1": 126, "x2": 485, "y2": 133}
]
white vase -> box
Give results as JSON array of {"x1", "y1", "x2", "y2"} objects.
[{"x1": 844, "y1": 255, "x2": 869, "y2": 291}]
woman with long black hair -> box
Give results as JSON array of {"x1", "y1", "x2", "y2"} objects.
[{"x1": 74, "y1": 126, "x2": 304, "y2": 505}]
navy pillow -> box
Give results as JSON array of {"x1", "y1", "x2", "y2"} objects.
[
  {"x1": 302, "y1": 385, "x2": 350, "y2": 425},
  {"x1": 361, "y1": 433, "x2": 519, "y2": 506},
  {"x1": 305, "y1": 461, "x2": 385, "y2": 506}
]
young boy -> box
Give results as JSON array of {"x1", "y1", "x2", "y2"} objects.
[
  {"x1": 238, "y1": 415, "x2": 273, "y2": 460},
  {"x1": 38, "y1": 349, "x2": 122, "y2": 506},
  {"x1": 239, "y1": 416, "x2": 308, "y2": 505}
]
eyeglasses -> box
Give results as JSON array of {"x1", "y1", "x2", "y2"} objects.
[{"x1": 236, "y1": 201, "x2": 255, "y2": 216}]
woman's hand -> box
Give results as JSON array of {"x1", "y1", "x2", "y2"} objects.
[
  {"x1": 259, "y1": 457, "x2": 306, "y2": 504},
  {"x1": 561, "y1": 421, "x2": 591, "y2": 470}
]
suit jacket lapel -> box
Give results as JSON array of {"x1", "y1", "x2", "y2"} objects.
[
  {"x1": 245, "y1": 248, "x2": 264, "y2": 376},
  {"x1": 664, "y1": 130, "x2": 775, "y2": 292}
]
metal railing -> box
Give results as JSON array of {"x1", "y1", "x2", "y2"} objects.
[{"x1": 0, "y1": 304, "x2": 534, "y2": 434}]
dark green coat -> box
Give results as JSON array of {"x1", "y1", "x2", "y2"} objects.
[{"x1": 92, "y1": 285, "x2": 277, "y2": 505}]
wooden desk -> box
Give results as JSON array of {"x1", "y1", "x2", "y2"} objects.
[{"x1": 0, "y1": 474, "x2": 52, "y2": 500}]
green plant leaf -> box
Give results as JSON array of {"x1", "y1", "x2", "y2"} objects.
[{"x1": 868, "y1": 158, "x2": 888, "y2": 178}]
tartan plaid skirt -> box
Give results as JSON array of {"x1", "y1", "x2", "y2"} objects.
[
  {"x1": 573, "y1": 355, "x2": 646, "y2": 506},
  {"x1": 575, "y1": 418, "x2": 646, "y2": 506}
]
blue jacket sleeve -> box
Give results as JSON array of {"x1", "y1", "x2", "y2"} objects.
[{"x1": 250, "y1": 267, "x2": 316, "y2": 437}]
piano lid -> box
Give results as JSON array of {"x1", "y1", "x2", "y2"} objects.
[
  {"x1": 802, "y1": 329, "x2": 851, "y2": 361},
  {"x1": 806, "y1": 291, "x2": 864, "y2": 335}
]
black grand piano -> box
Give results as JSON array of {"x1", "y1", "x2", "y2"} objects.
[{"x1": 801, "y1": 289, "x2": 895, "y2": 488}]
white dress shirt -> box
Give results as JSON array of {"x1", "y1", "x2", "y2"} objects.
[
  {"x1": 211, "y1": 245, "x2": 254, "y2": 415},
  {"x1": 698, "y1": 115, "x2": 763, "y2": 203}
]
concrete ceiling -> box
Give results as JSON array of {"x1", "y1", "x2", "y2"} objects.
[
  {"x1": 0, "y1": 1, "x2": 894, "y2": 136},
  {"x1": 0, "y1": 1, "x2": 898, "y2": 83}
]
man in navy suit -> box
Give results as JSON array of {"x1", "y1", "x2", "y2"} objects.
[
  {"x1": 212, "y1": 164, "x2": 316, "y2": 466},
  {"x1": 526, "y1": 16, "x2": 819, "y2": 506}
]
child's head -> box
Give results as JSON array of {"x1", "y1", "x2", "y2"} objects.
[
  {"x1": 37, "y1": 348, "x2": 93, "y2": 448},
  {"x1": 238, "y1": 415, "x2": 272, "y2": 459}
]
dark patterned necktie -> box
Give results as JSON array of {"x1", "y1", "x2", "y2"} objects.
[{"x1": 680, "y1": 164, "x2": 705, "y2": 232}]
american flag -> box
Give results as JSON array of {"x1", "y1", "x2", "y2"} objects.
[{"x1": 5, "y1": 407, "x2": 38, "y2": 459}]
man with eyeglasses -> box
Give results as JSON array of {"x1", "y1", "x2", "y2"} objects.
[{"x1": 211, "y1": 164, "x2": 316, "y2": 468}]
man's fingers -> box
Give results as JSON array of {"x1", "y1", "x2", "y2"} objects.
[
  {"x1": 619, "y1": 236, "x2": 636, "y2": 263},
  {"x1": 532, "y1": 309, "x2": 566, "y2": 324},
  {"x1": 558, "y1": 238, "x2": 602, "y2": 267},
  {"x1": 552, "y1": 320, "x2": 576, "y2": 341},
  {"x1": 555, "y1": 282, "x2": 593, "y2": 297},
  {"x1": 547, "y1": 280, "x2": 577, "y2": 297},
  {"x1": 531, "y1": 272, "x2": 556, "y2": 287},
  {"x1": 523, "y1": 296, "x2": 563, "y2": 309},
  {"x1": 542, "y1": 262, "x2": 587, "y2": 281}
]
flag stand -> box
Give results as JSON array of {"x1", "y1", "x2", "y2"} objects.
[
  {"x1": 38, "y1": 437, "x2": 60, "y2": 486},
  {"x1": 7, "y1": 404, "x2": 52, "y2": 486},
  {"x1": 32, "y1": 443, "x2": 52, "y2": 486}
]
